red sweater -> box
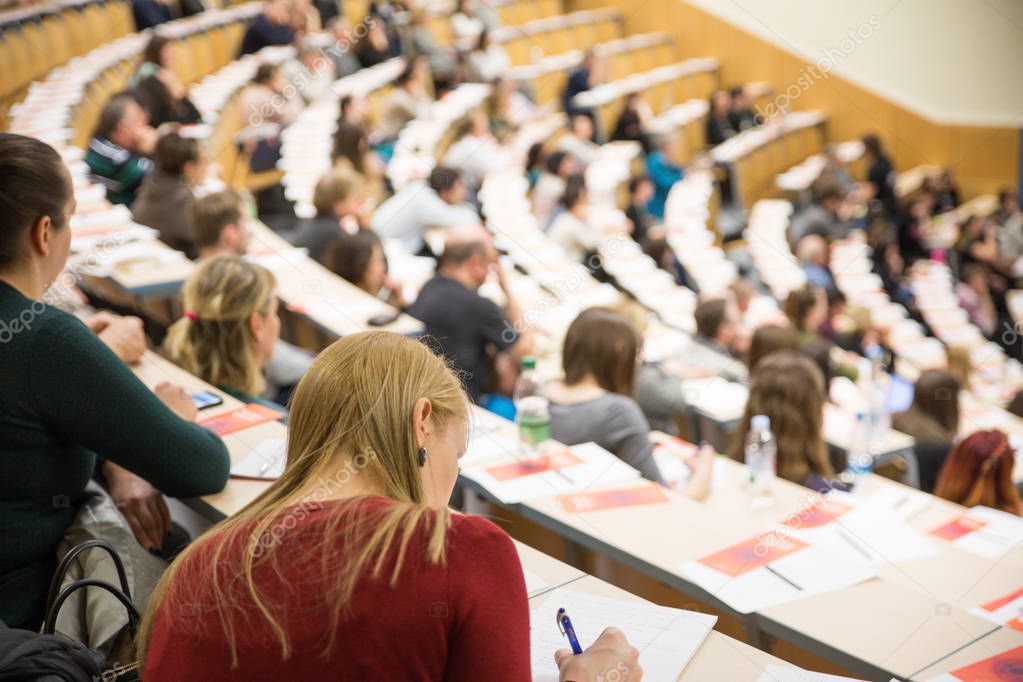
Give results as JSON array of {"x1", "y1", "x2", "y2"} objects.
[{"x1": 144, "y1": 497, "x2": 530, "y2": 681}]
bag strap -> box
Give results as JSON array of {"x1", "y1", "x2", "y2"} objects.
[
  {"x1": 43, "y1": 578, "x2": 142, "y2": 636},
  {"x1": 45, "y1": 539, "x2": 133, "y2": 619}
]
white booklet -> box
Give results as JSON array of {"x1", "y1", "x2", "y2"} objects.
[
  {"x1": 530, "y1": 589, "x2": 716, "y2": 682},
  {"x1": 229, "y1": 437, "x2": 287, "y2": 479}
]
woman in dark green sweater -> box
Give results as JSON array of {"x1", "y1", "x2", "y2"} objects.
[{"x1": 0, "y1": 133, "x2": 231, "y2": 630}]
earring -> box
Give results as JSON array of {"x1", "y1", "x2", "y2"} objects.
[{"x1": 417, "y1": 446, "x2": 428, "y2": 467}]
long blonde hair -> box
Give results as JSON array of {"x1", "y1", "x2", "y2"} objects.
[
  {"x1": 732, "y1": 351, "x2": 834, "y2": 483},
  {"x1": 138, "y1": 332, "x2": 469, "y2": 666},
  {"x1": 164, "y1": 255, "x2": 277, "y2": 396}
]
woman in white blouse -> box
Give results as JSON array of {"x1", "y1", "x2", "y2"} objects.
[{"x1": 548, "y1": 174, "x2": 603, "y2": 264}]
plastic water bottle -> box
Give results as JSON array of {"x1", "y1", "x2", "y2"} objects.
[
  {"x1": 865, "y1": 344, "x2": 890, "y2": 440},
  {"x1": 746, "y1": 414, "x2": 776, "y2": 508},
  {"x1": 847, "y1": 411, "x2": 873, "y2": 485},
  {"x1": 513, "y1": 357, "x2": 550, "y2": 459}
]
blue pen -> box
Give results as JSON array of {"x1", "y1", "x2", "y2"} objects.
[{"x1": 556, "y1": 607, "x2": 583, "y2": 655}]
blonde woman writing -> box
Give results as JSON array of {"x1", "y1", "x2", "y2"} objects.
[{"x1": 140, "y1": 332, "x2": 642, "y2": 680}]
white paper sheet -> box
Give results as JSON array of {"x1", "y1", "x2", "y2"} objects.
[
  {"x1": 530, "y1": 589, "x2": 717, "y2": 682},
  {"x1": 679, "y1": 542, "x2": 877, "y2": 614},
  {"x1": 461, "y1": 442, "x2": 641, "y2": 504},
  {"x1": 952, "y1": 506, "x2": 1023, "y2": 560},
  {"x1": 756, "y1": 663, "x2": 870, "y2": 681},
  {"x1": 229, "y1": 438, "x2": 288, "y2": 479},
  {"x1": 791, "y1": 504, "x2": 939, "y2": 566},
  {"x1": 524, "y1": 569, "x2": 550, "y2": 597}
]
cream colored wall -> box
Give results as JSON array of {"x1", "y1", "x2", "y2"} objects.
[{"x1": 679, "y1": 0, "x2": 1023, "y2": 128}]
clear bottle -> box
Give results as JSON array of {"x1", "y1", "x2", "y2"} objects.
[
  {"x1": 846, "y1": 411, "x2": 873, "y2": 485},
  {"x1": 864, "y1": 344, "x2": 890, "y2": 440},
  {"x1": 513, "y1": 357, "x2": 550, "y2": 460},
  {"x1": 746, "y1": 414, "x2": 776, "y2": 508}
]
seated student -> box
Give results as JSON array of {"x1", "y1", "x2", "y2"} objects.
[
  {"x1": 524, "y1": 142, "x2": 546, "y2": 189},
  {"x1": 132, "y1": 35, "x2": 201, "y2": 127},
  {"x1": 746, "y1": 324, "x2": 799, "y2": 374},
  {"x1": 556, "y1": 114, "x2": 600, "y2": 166},
  {"x1": 733, "y1": 352, "x2": 845, "y2": 493},
  {"x1": 548, "y1": 174, "x2": 602, "y2": 265},
  {"x1": 324, "y1": 17, "x2": 363, "y2": 77},
  {"x1": 626, "y1": 174, "x2": 656, "y2": 245},
  {"x1": 705, "y1": 89, "x2": 737, "y2": 146},
  {"x1": 466, "y1": 28, "x2": 510, "y2": 83},
  {"x1": 326, "y1": 229, "x2": 406, "y2": 308},
  {"x1": 377, "y1": 58, "x2": 433, "y2": 143},
  {"x1": 451, "y1": 0, "x2": 485, "y2": 47},
  {"x1": 192, "y1": 190, "x2": 314, "y2": 404},
  {"x1": 407, "y1": 227, "x2": 531, "y2": 402},
  {"x1": 485, "y1": 77, "x2": 535, "y2": 140},
  {"x1": 409, "y1": 9, "x2": 458, "y2": 92},
  {"x1": 531, "y1": 150, "x2": 577, "y2": 228},
  {"x1": 728, "y1": 86, "x2": 761, "y2": 132},
  {"x1": 561, "y1": 50, "x2": 605, "y2": 134},
  {"x1": 86, "y1": 94, "x2": 158, "y2": 206},
  {"x1": 238, "y1": 63, "x2": 304, "y2": 132},
  {"x1": 644, "y1": 133, "x2": 684, "y2": 220},
  {"x1": 289, "y1": 167, "x2": 366, "y2": 264},
  {"x1": 691, "y1": 298, "x2": 749, "y2": 383},
  {"x1": 281, "y1": 40, "x2": 337, "y2": 105},
  {"x1": 784, "y1": 286, "x2": 829, "y2": 346},
  {"x1": 192, "y1": 189, "x2": 252, "y2": 261},
  {"x1": 443, "y1": 109, "x2": 503, "y2": 191},
  {"x1": 796, "y1": 233, "x2": 835, "y2": 291},
  {"x1": 546, "y1": 307, "x2": 714, "y2": 495},
  {"x1": 641, "y1": 228, "x2": 697, "y2": 292},
  {"x1": 955, "y1": 263, "x2": 998, "y2": 339},
  {"x1": 164, "y1": 256, "x2": 286, "y2": 414},
  {"x1": 132, "y1": 131, "x2": 207, "y2": 257},
  {"x1": 139, "y1": 331, "x2": 642, "y2": 680},
  {"x1": 240, "y1": 0, "x2": 296, "y2": 55},
  {"x1": 611, "y1": 93, "x2": 653, "y2": 152},
  {"x1": 371, "y1": 166, "x2": 479, "y2": 255},
  {"x1": 934, "y1": 430, "x2": 1022, "y2": 515},
  {"x1": 0, "y1": 134, "x2": 229, "y2": 630},
  {"x1": 789, "y1": 178, "x2": 852, "y2": 246},
  {"x1": 862, "y1": 133, "x2": 896, "y2": 215},
  {"x1": 892, "y1": 370, "x2": 960, "y2": 493},
  {"x1": 132, "y1": 0, "x2": 174, "y2": 29},
  {"x1": 355, "y1": 14, "x2": 400, "y2": 68}
]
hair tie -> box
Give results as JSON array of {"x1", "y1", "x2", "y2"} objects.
[{"x1": 184, "y1": 311, "x2": 199, "y2": 323}]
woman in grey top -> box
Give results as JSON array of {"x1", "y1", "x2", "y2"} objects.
[{"x1": 545, "y1": 307, "x2": 714, "y2": 498}]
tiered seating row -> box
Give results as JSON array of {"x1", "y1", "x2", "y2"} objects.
[{"x1": 0, "y1": 0, "x2": 132, "y2": 123}]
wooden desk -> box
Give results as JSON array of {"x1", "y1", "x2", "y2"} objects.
[
  {"x1": 910, "y1": 626, "x2": 1023, "y2": 681},
  {"x1": 129, "y1": 351, "x2": 276, "y2": 519},
  {"x1": 521, "y1": 545, "x2": 795, "y2": 680}
]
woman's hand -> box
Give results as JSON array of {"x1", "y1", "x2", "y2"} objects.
[
  {"x1": 87, "y1": 312, "x2": 146, "y2": 364},
  {"x1": 155, "y1": 381, "x2": 198, "y2": 422},
  {"x1": 103, "y1": 461, "x2": 172, "y2": 553},
  {"x1": 555, "y1": 627, "x2": 643, "y2": 681}
]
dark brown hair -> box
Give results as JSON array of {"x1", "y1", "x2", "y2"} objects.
[
  {"x1": 190, "y1": 190, "x2": 245, "y2": 250},
  {"x1": 562, "y1": 307, "x2": 640, "y2": 396},
  {"x1": 0, "y1": 134, "x2": 71, "y2": 268},
  {"x1": 733, "y1": 351, "x2": 832, "y2": 484},
  {"x1": 153, "y1": 131, "x2": 200, "y2": 175},
  {"x1": 694, "y1": 298, "x2": 728, "y2": 340},
  {"x1": 326, "y1": 230, "x2": 382, "y2": 289},
  {"x1": 908, "y1": 370, "x2": 961, "y2": 435},
  {"x1": 747, "y1": 324, "x2": 799, "y2": 372}
]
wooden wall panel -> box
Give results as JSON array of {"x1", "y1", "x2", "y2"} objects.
[{"x1": 566, "y1": 0, "x2": 1020, "y2": 197}]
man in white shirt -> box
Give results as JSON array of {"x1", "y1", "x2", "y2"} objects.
[{"x1": 371, "y1": 166, "x2": 480, "y2": 254}]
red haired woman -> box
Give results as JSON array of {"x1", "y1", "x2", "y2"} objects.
[{"x1": 934, "y1": 430, "x2": 1022, "y2": 515}]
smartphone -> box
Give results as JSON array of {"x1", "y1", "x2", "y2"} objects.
[{"x1": 192, "y1": 390, "x2": 224, "y2": 410}]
